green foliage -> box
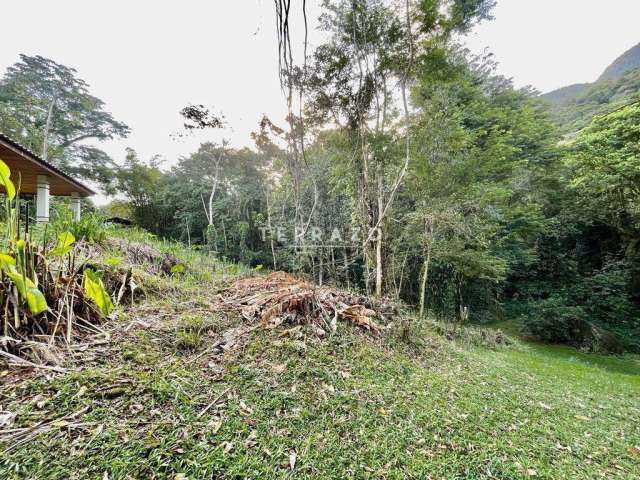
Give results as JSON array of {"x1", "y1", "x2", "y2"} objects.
[
  {"x1": 544, "y1": 69, "x2": 640, "y2": 133},
  {"x1": 99, "y1": 1, "x2": 638, "y2": 351},
  {"x1": 49, "y1": 231, "x2": 76, "y2": 257},
  {"x1": 0, "y1": 161, "x2": 49, "y2": 315},
  {"x1": 523, "y1": 296, "x2": 588, "y2": 343},
  {"x1": 51, "y1": 205, "x2": 107, "y2": 244},
  {"x1": 0, "y1": 252, "x2": 48, "y2": 315},
  {"x1": 0, "y1": 158, "x2": 16, "y2": 200},
  {"x1": 173, "y1": 314, "x2": 219, "y2": 352},
  {"x1": 170, "y1": 264, "x2": 185, "y2": 274},
  {"x1": 568, "y1": 102, "x2": 640, "y2": 234},
  {"x1": 82, "y1": 268, "x2": 114, "y2": 316}
]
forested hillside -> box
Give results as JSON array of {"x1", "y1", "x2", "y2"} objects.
[
  {"x1": 598, "y1": 42, "x2": 640, "y2": 82},
  {"x1": 541, "y1": 43, "x2": 640, "y2": 132}
]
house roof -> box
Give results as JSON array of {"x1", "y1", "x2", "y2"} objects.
[{"x1": 0, "y1": 133, "x2": 95, "y2": 197}]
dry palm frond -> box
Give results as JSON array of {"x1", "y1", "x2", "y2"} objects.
[{"x1": 220, "y1": 271, "x2": 383, "y2": 334}]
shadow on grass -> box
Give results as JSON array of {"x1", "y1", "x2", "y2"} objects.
[{"x1": 489, "y1": 319, "x2": 640, "y2": 377}]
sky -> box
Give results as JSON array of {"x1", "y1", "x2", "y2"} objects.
[{"x1": 1, "y1": 0, "x2": 640, "y2": 201}]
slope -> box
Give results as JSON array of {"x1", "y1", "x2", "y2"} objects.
[{"x1": 1, "y1": 231, "x2": 639, "y2": 479}]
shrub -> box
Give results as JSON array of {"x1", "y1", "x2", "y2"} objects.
[
  {"x1": 50, "y1": 205, "x2": 107, "y2": 244},
  {"x1": 523, "y1": 295, "x2": 625, "y2": 353},
  {"x1": 523, "y1": 296, "x2": 587, "y2": 344}
]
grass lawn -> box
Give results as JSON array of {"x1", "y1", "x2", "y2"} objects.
[{"x1": 1, "y1": 243, "x2": 638, "y2": 479}]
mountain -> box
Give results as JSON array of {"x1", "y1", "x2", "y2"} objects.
[
  {"x1": 598, "y1": 42, "x2": 640, "y2": 82},
  {"x1": 540, "y1": 83, "x2": 590, "y2": 104},
  {"x1": 540, "y1": 42, "x2": 640, "y2": 132}
]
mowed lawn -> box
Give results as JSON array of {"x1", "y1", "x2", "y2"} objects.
[{"x1": 2, "y1": 303, "x2": 638, "y2": 480}]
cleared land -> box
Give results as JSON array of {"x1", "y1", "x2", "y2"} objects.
[{"x1": 1, "y1": 235, "x2": 639, "y2": 479}]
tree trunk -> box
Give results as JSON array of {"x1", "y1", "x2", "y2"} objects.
[
  {"x1": 221, "y1": 217, "x2": 228, "y2": 253},
  {"x1": 343, "y1": 247, "x2": 350, "y2": 289},
  {"x1": 419, "y1": 244, "x2": 432, "y2": 318},
  {"x1": 265, "y1": 188, "x2": 277, "y2": 269},
  {"x1": 375, "y1": 226, "x2": 383, "y2": 297},
  {"x1": 397, "y1": 250, "x2": 409, "y2": 300},
  {"x1": 330, "y1": 246, "x2": 336, "y2": 283},
  {"x1": 42, "y1": 94, "x2": 58, "y2": 161},
  {"x1": 375, "y1": 164, "x2": 384, "y2": 297}
]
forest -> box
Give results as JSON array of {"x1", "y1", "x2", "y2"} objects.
[{"x1": 1, "y1": 1, "x2": 639, "y2": 354}]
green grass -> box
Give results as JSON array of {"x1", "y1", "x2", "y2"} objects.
[{"x1": 1, "y1": 238, "x2": 639, "y2": 479}]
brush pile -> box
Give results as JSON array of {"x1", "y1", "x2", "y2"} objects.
[
  {"x1": 103, "y1": 238, "x2": 182, "y2": 275},
  {"x1": 219, "y1": 271, "x2": 392, "y2": 335}
]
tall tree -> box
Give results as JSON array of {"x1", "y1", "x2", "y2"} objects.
[
  {"x1": 0, "y1": 54, "x2": 129, "y2": 186},
  {"x1": 301, "y1": 0, "x2": 494, "y2": 296}
]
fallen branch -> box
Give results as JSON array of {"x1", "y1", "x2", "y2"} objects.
[
  {"x1": 197, "y1": 388, "x2": 231, "y2": 418},
  {"x1": 0, "y1": 349, "x2": 67, "y2": 373}
]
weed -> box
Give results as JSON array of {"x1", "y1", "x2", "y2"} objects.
[
  {"x1": 429, "y1": 320, "x2": 516, "y2": 349},
  {"x1": 0, "y1": 158, "x2": 112, "y2": 363},
  {"x1": 175, "y1": 329, "x2": 204, "y2": 352},
  {"x1": 50, "y1": 205, "x2": 107, "y2": 244},
  {"x1": 173, "y1": 314, "x2": 220, "y2": 352}
]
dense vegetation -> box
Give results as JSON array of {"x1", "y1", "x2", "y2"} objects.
[
  {"x1": 542, "y1": 68, "x2": 640, "y2": 133},
  {"x1": 1, "y1": 1, "x2": 639, "y2": 354}
]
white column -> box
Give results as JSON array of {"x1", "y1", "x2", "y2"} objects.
[
  {"x1": 36, "y1": 175, "x2": 50, "y2": 223},
  {"x1": 71, "y1": 192, "x2": 81, "y2": 221}
]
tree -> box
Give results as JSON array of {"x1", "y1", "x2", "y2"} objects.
[
  {"x1": 0, "y1": 54, "x2": 129, "y2": 186},
  {"x1": 301, "y1": 0, "x2": 494, "y2": 297},
  {"x1": 115, "y1": 149, "x2": 164, "y2": 232},
  {"x1": 569, "y1": 102, "x2": 640, "y2": 301},
  {"x1": 569, "y1": 102, "x2": 640, "y2": 253}
]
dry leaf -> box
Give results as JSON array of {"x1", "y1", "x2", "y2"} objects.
[
  {"x1": 245, "y1": 430, "x2": 258, "y2": 448},
  {"x1": 272, "y1": 363, "x2": 287, "y2": 374},
  {"x1": 239, "y1": 400, "x2": 253, "y2": 414},
  {"x1": 0, "y1": 411, "x2": 16, "y2": 427},
  {"x1": 208, "y1": 417, "x2": 223, "y2": 434},
  {"x1": 526, "y1": 468, "x2": 538, "y2": 477},
  {"x1": 289, "y1": 451, "x2": 297, "y2": 470}
]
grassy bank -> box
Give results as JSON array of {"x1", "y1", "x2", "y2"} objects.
[{"x1": 1, "y1": 235, "x2": 638, "y2": 479}]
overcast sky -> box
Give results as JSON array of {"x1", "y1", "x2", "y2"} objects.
[{"x1": 1, "y1": 0, "x2": 639, "y2": 184}]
